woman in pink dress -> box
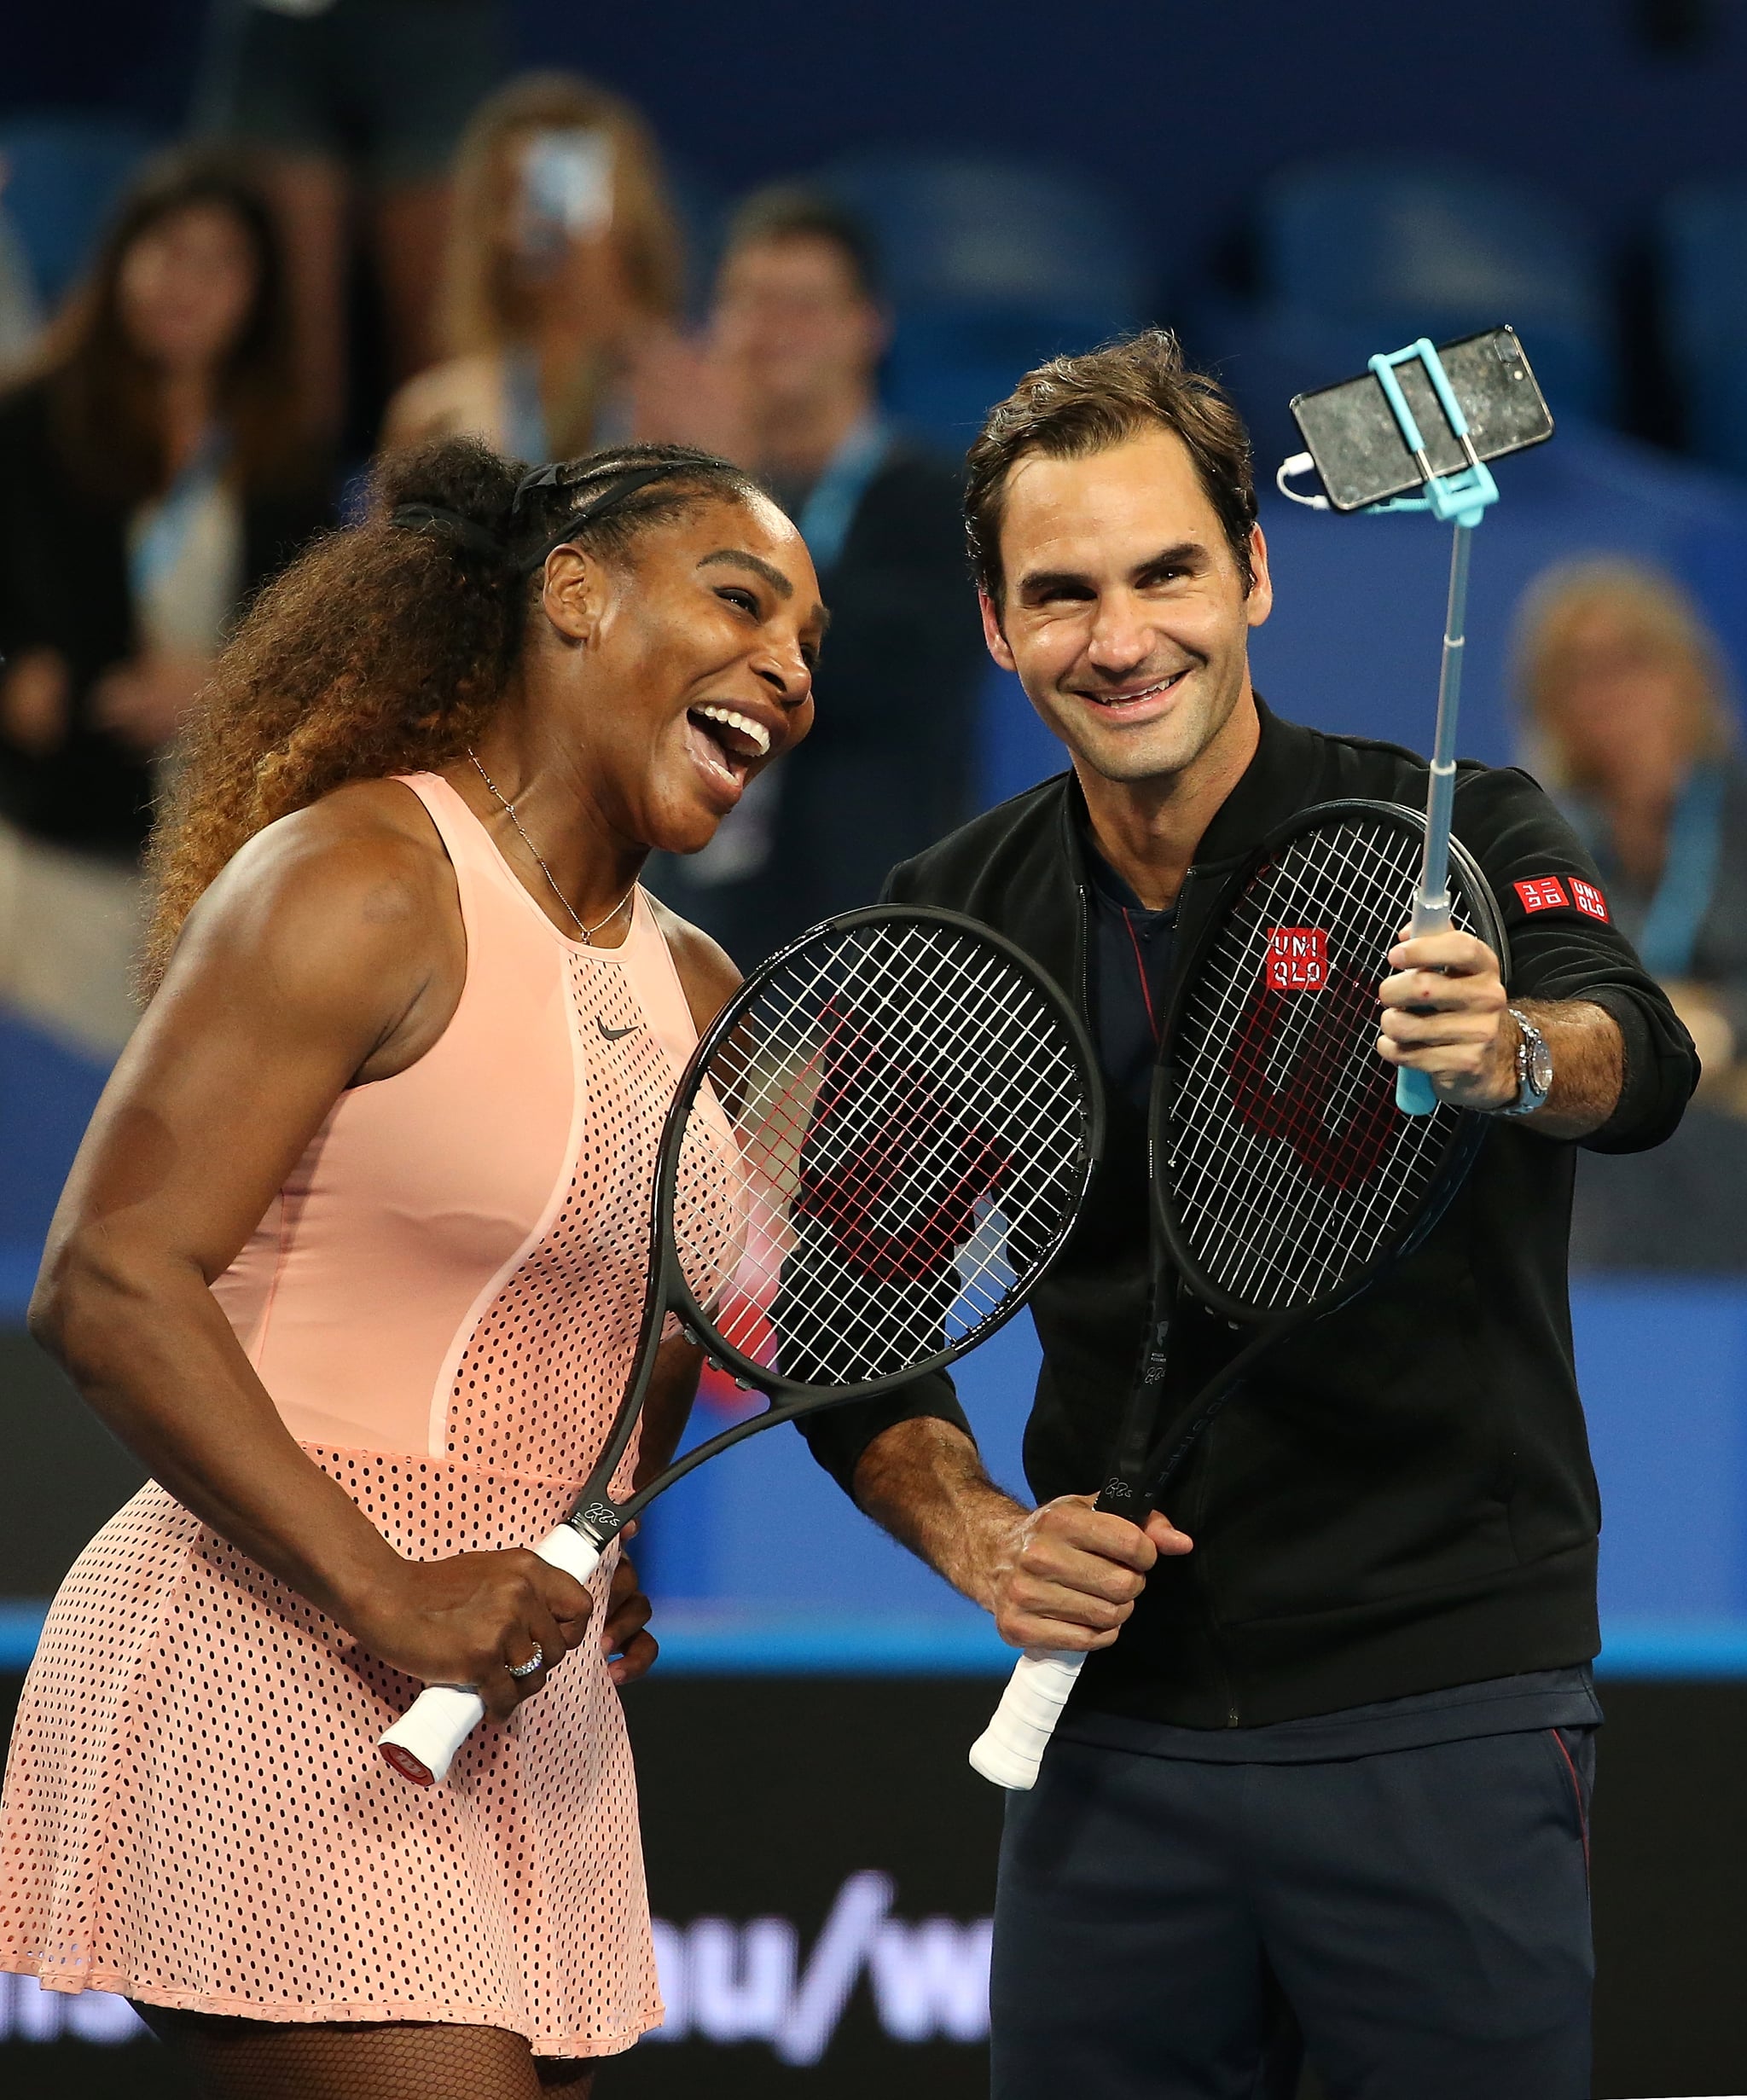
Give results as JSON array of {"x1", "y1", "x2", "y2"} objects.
[{"x1": 0, "y1": 436, "x2": 823, "y2": 2096}]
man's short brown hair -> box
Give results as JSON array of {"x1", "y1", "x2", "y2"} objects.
[
  {"x1": 965, "y1": 329, "x2": 1257, "y2": 604},
  {"x1": 721, "y1": 183, "x2": 882, "y2": 303}
]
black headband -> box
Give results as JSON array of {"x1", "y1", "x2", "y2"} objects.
[
  {"x1": 517, "y1": 462, "x2": 693, "y2": 571},
  {"x1": 392, "y1": 462, "x2": 700, "y2": 576},
  {"x1": 389, "y1": 503, "x2": 511, "y2": 566}
]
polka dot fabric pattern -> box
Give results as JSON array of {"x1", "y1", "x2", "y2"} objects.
[
  {"x1": 0, "y1": 775, "x2": 711, "y2": 2057},
  {"x1": 0, "y1": 1476, "x2": 653, "y2": 2052}
]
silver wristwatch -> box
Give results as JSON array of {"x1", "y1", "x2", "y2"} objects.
[{"x1": 1494, "y1": 1006, "x2": 1553, "y2": 1117}]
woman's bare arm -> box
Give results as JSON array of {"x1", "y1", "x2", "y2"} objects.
[{"x1": 32, "y1": 785, "x2": 593, "y2": 1717}]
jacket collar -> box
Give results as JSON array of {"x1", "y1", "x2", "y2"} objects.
[{"x1": 1053, "y1": 694, "x2": 1325, "y2": 892}]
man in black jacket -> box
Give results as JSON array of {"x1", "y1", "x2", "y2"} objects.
[
  {"x1": 647, "y1": 188, "x2": 984, "y2": 966},
  {"x1": 798, "y1": 332, "x2": 1697, "y2": 2100}
]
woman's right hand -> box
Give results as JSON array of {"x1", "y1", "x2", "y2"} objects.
[{"x1": 348, "y1": 1550, "x2": 595, "y2": 1720}]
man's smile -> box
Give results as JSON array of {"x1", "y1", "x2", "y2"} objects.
[{"x1": 1067, "y1": 666, "x2": 1194, "y2": 717}]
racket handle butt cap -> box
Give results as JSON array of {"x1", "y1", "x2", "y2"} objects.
[
  {"x1": 1396, "y1": 1067, "x2": 1437, "y2": 1117},
  {"x1": 377, "y1": 1524, "x2": 606, "y2": 1786},
  {"x1": 968, "y1": 1650, "x2": 1086, "y2": 1790},
  {"x1": 379, "y1": 1685, "x2": 486, "y2": 1787}
]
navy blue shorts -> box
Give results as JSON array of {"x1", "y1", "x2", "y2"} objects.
[{"x1": 990, "y1": 1726, "x2": 1595, "y2": 2100}]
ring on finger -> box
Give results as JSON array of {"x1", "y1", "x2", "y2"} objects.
[{"x1": 506, "y1": 1644, "x2": 545, "y2": 1680}]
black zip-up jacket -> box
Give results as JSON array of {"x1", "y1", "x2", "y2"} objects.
[{"x1": 799, "y1": 703, "x2": 1698, "y2": 1729}]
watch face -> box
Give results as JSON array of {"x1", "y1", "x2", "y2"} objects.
[{"x1": 1528, "y1": 1035, "x2": 1554, "y2": 1097}]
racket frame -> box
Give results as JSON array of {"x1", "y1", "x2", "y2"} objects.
[
  {"x1": 1148, "y1": 797, "x2": 1506, "y2": 1344},
  {"x1": 385, "y1": 902, "x2": 1101, "y2": 1784},
  {"x1": 971, "y1": 800, "x2": 1510, "y2": 1789},
  {"x1": 548, "y1": 902, "x2": 1104, "y2": 1556}
]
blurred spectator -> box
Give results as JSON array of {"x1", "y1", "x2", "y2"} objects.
[
  {"x1": 381, "y1": 72, "x2": 685, "y2": 461},
  {"x1": 201, "y1": 0, "x2": 513, "y2": 444},
  {"x1": 646, "y1": 187, "x2": 984, "y2": 965},
  {"x1": 1515, "y1": 557, "x2": 1747, "y2": 1269},
  {"x1": 0, "y1": 160, "x2": 44, "y2": 375},
  {"x1": 1517, "y1": 559, "x2": 1747, "y2": 1099},
  {"x1": 0, "y1": 149, "x2": 329, "y2": 1057}
]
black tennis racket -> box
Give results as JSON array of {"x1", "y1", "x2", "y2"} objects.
[
  {"x1": 381, "y1": 904, "x2": 1102, "y2": 1784},
  {"x1": 968, "y1": 799, "x2": 1506, "y2": 1789}
]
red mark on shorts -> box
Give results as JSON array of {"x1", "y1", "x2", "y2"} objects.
[
  {"x1": 1568, "y1": 878, "x2": 1611, "y2": 922},
  {"x1": 1513, "y1": 876, "x2": 1571, "y2": 914},
  {"x1": 1266, "y1": 926, "x2": 1329, "y2": 990}
]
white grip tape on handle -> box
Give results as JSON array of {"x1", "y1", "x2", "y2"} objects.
[
  {"x1": 967, "y1": 1650, "x2": 1086, "y2": 1790},
  {"x1": 378, "y1": 1523, "x2": 604, "y2": 1786}
]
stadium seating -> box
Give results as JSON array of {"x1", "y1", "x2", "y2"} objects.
[
  {"x1": 1193, "y1": 156, "x2": 1616, "y2": 467},
  {"x1": 1660, "y1": 177, "x2": 1747, "y2": 480},
  {"x1": 816, "y1": 150, "x2": 1150, "y2": 450},
  {"x1": 1261, "y1": 156, "x2": 1615, "y2": 419}
]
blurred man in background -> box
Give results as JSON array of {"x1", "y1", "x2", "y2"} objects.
[{"x1": 646, "y1": 187, "x2": 984, "y2": 966}]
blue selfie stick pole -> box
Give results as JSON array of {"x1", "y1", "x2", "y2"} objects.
[
  {"x1": 1359, "y1": 340, "x2": 1499, "y2": 1116},
  {"x1": 1394, "y1": 521, "x2": 1472, "y2": 1114}
]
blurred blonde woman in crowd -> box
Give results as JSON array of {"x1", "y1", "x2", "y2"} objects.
[
  {"x1": 1515, "y1": 558, "x2": 1747, "y2": 1113},
  {"x1": 381, "y1": 73, "x2": 687, "y2": 462}
]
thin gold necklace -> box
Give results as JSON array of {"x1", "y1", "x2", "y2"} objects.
[{"x1": 467, "y1": 751, "x2": 637, "y2": 945}]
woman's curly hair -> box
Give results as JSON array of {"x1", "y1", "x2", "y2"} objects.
[{"x1": 141, "y1": 436, "x2": 760, "y2": 993}]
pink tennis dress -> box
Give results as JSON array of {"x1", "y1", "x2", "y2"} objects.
[{"x1": 0, "y1": 772, "x2": 707, "y2": 2056}]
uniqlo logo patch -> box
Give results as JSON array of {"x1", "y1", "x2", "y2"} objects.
[
  {"x1": 1513, "y1": 876, "x2": 1571, "y2": 914},
  {"x1": 1569, "y1": 877, "x2": 1611, "y2": 922},
  {"x1": 1266, "y1": 926, "x2": 1329, "y2": 989}
]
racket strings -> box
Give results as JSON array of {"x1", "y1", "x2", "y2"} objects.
[
  {"x1": 1187, "y1": 827, "x2": 1431, "y2": 1291},
  {"x1": 670, "y1": 919, "x2": 1089, "y2": 1386},
  {"x1": 1168, "y1": 815, "x2": 1477, "y2": 1314}
]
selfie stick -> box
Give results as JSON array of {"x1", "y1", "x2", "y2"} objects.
[
  {"x1": 1280, "y1": 338, "x2": 1500, "y2": 1117},
  {"x1": 1366, "y1": 344, "x2": 1500, "y2": 1112}
]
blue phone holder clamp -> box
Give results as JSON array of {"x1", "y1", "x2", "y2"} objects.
[{"x1": 1361, "y1": 337, "x2": 1500, "y2": 531}]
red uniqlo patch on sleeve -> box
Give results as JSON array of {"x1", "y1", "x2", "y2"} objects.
[
  {"x1": 1513, "y1": 876, "x2": 1571, "y2": 914},
  {"x1": 1568, "y1": 877, "x2": 1611, "y2": 922},
  {"x1": 1267, "y1": 926, "x2": 1328, "y2": 989}
]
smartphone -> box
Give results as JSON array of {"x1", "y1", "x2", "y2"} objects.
[
  {"x1": 1289, "y1": 326, "x2": 1553, "y2": 512},
  {"x1": 517, "y1": 127, "x2": 614, "y2": 260}
]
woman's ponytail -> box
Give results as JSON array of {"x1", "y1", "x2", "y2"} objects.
[{"x1": 141, "y1": 438, "x2": 527, "y2": 991}]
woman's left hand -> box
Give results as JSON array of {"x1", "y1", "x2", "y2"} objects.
[{"x1": 603, "y1": 1548, "x2": 658, "y2": 1688}]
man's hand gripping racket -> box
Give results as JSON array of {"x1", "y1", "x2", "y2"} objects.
[
  {"x1": 969, "y1": 801, "x2": 1506, "y2": 1790},
  {"x1": 381, "y1": 905, "x2": 1101, "y2": 1784}
]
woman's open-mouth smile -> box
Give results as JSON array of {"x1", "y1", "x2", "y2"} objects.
[{"x1": 682, "y1": 702, "x2": 774, "y2": 806}]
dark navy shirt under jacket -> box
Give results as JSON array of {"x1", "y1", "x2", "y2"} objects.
[
  {"x1": 1082, "y1": 827, "x2": 1177, "y2": 1121},
  {"x1": 1075, "y1": 815, "x2": 1601, "y2": 1757}
]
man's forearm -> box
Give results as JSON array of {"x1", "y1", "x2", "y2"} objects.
[
  {"x1": 1515, "y1": 998, "x2": 1622, "y2": 1139},
  {"x1": 850, "y1": 1417, "x2": 1027, "y2": 1611},
  {"x1": 1378, "y1": 930, "x2": 1629, "y2": 1137}
]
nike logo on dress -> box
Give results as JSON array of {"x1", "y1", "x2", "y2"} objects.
[{"x1": 596, "y1": 1018, "x2": 641, "y2": 1042}]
